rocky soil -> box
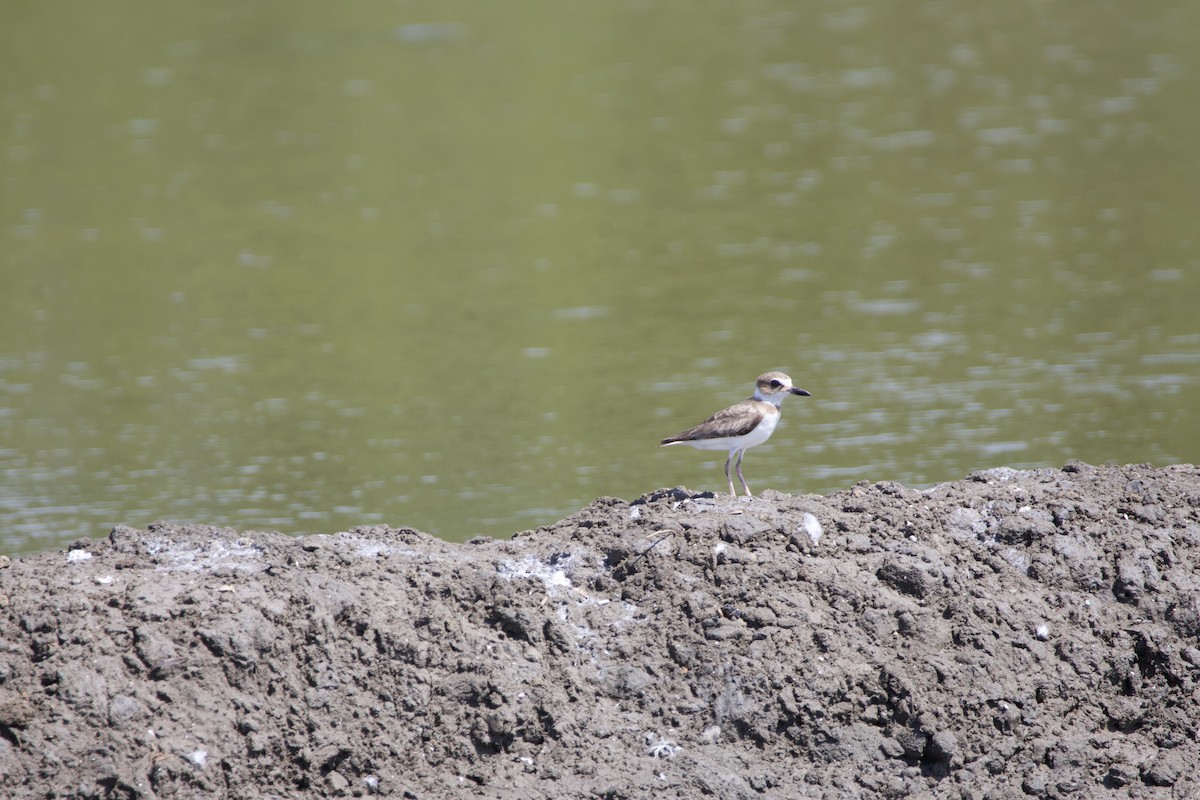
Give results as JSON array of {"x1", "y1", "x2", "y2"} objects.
[{"x1": 0, "y1": 462, "x2": 1198, "y2": 799}]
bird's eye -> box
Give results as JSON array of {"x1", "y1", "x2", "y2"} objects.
[{"x1": 770, "y1": 380, "x2": 782, "y2": 388}]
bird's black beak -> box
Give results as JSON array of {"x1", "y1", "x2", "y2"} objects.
[{"x1": 791, "y1": 387, "x2": 811, "y2": 397}]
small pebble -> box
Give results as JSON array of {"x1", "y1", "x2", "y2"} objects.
[{"x1": 802, "y1": 513, "x2": 823, "y2": 546}]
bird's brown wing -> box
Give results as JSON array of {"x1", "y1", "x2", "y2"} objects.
[{"x1": 661, "y1": 401, "x2": 763, "y2": 444}]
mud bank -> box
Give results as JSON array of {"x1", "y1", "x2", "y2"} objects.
[{"x1": 0, "y1": 463, "x2": 1198, "y2": 799}]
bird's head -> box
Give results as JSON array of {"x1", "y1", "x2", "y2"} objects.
[{"x1": 754, "y1": 371, "x2": 811, "y2": 405}]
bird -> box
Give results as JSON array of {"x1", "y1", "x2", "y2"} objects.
[{"x1": 660, "y1": 371, "x2": 810, "y2": 497}]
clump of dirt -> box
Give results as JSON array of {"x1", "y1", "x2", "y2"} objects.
[{"x1": 1, "y1": 463, "x2": 1198, "y2": 799}]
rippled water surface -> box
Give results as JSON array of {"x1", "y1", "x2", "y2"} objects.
[{"x1": 3, "y1": 3, "x2": 1198, "y2": 552}]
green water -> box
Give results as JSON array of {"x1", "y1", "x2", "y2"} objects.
[{"x1": 3, "y1": 2, "x2": 1198, "y2": 553}]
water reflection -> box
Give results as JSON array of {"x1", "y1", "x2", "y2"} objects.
[{"x1": 2, "y1": 1, "x2": 1197, "y2": 553}]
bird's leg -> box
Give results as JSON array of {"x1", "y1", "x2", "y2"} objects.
[
  {"x1": 724, "y1": 452, "x2": 736, "y2": 496},
  {"x1": 735, "y1": 450, "x2": 752, "y2": 497}
]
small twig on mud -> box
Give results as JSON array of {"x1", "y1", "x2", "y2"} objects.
[
  {"x1": 623, "y1": 529, "x2": 677, "y2": 573},
  {"x1": 0, "y1": 723, "x2": 22, "y2": 750}
]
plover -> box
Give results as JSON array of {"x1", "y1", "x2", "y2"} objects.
[{"x1": 660, "y1": 371, "x2": 811, "y2": 497}]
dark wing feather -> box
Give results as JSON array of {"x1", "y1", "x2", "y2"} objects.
[{"x1": 661, "y1": 401, "x2": 764, "y2": 444}]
